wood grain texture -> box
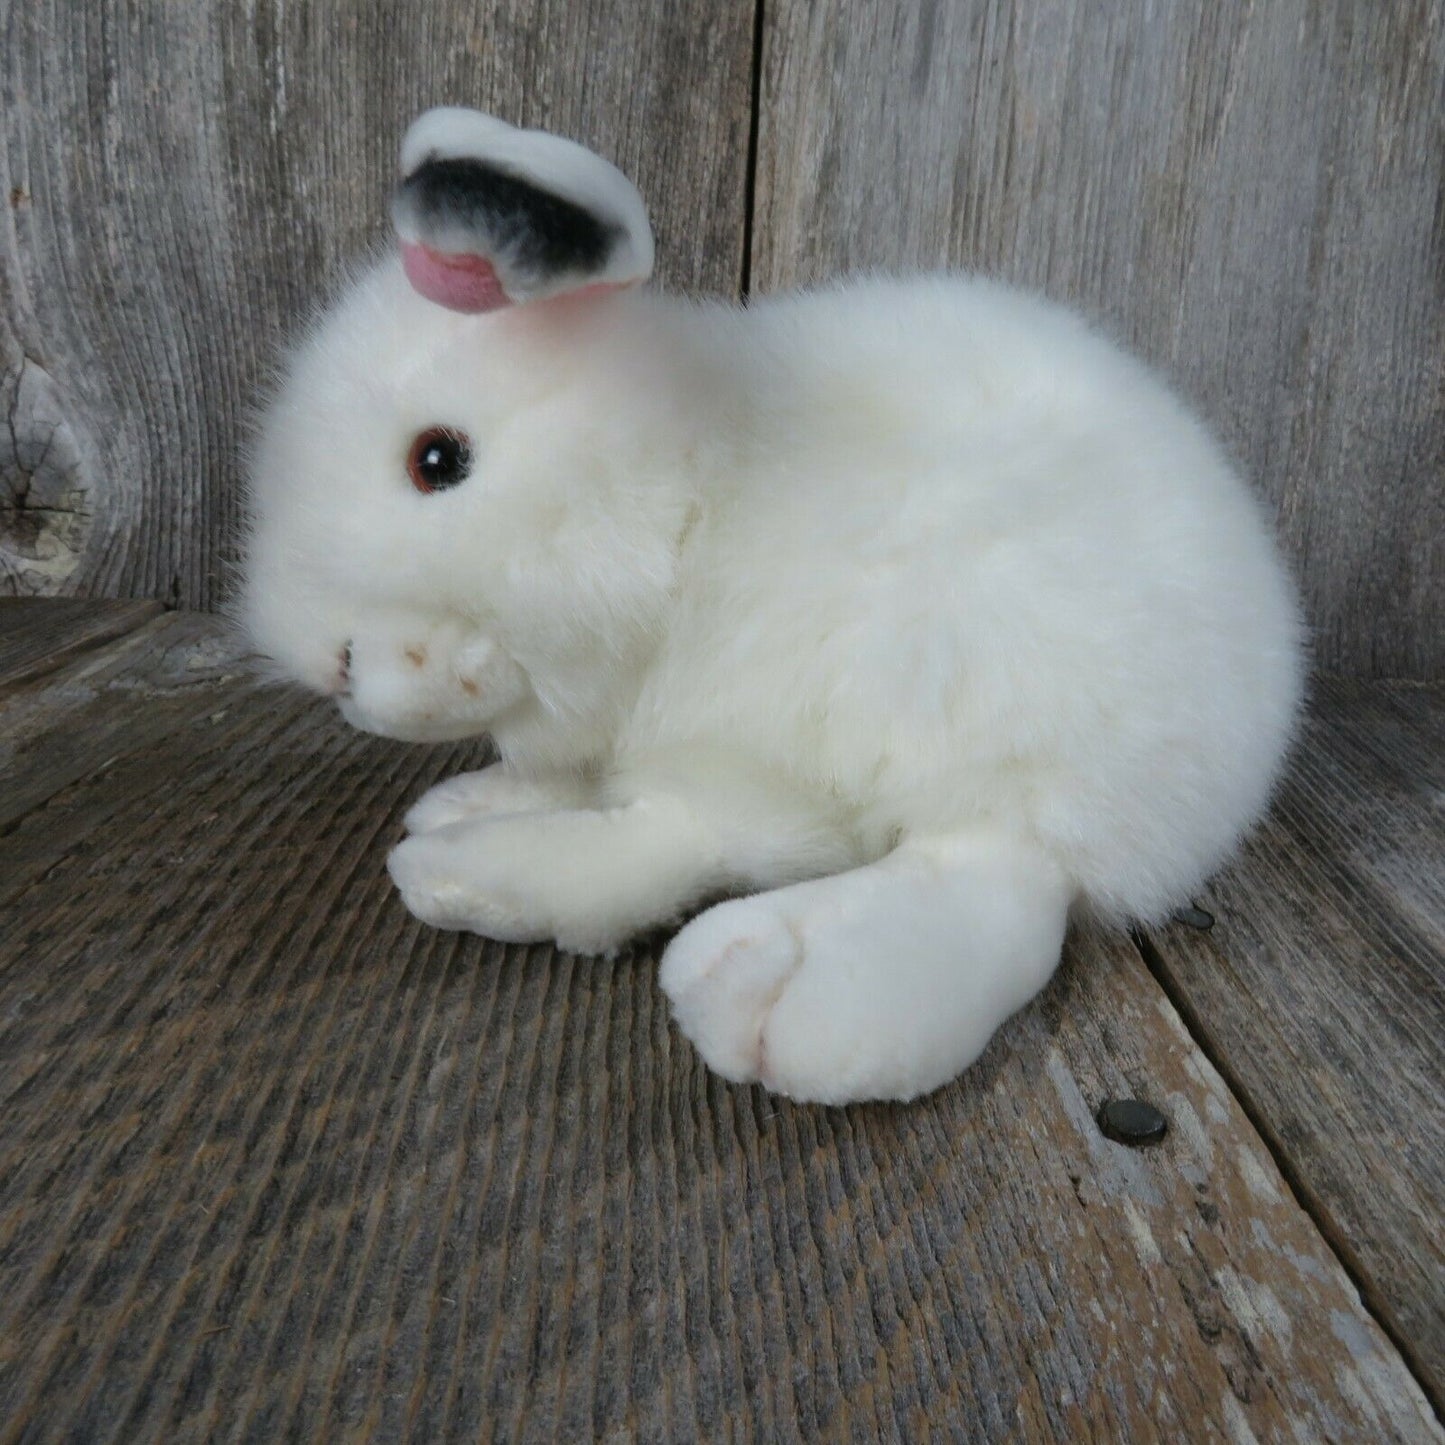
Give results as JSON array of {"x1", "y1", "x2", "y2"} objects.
[
  {"x1": 0, "y1": 610, "x2": 247, "y2": 835},
  {"x1": 0, "y1": 2, "x2": 754, "y2": 609},
  {"x1": 753, "y1": 0, "x2": 1445, "y2": 679},
  {"x1": 0, "y1": 596, "x2": 160, "y2": 694},
  {"x1": 1142, "y1": 678, "x2": 1445, "y2": 1408},
  {"x1": 0, "y1": 616, "x2": 1437, "y2": 1442}
]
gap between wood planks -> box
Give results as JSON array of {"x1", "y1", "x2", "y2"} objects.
[
  {"x1": 0, "y1": 598, "x2": 162, "y2": 700},
  {"x1": 739, "y1": 0, "x2": 767, "y2": 301},
  {"x1": 1133, "y1": 925, "x2": 1444, "y2": 1425}
]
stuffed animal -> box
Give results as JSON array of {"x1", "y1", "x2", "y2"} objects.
[{"x1": 242, "y1": 108, "x2": 1303, "y2": 1104}]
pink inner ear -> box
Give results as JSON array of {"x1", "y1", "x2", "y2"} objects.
[{"x1": 400, "y1": 242, "x2": 511, "y2": 313}]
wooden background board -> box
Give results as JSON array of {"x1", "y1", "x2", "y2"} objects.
[
  {"x1": 0, "y1": 620, "x2": 1437, "y2": 1442},
  {"x1": 2, "y1": 2, "x2": 1442, "y2": 677},
  {"x1": 0, "y1": 1, "x2": 754, "y2": 610},
  {"x1": 752, "y1": 0, "x2": 1445, "y2": 678}
]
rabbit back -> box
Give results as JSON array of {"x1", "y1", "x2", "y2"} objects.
[{"x1": 620, "y1": 275, "x2": 1303, "y2": 923}]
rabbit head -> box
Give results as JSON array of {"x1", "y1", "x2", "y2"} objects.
[{"x1": 242, "y1": 109, "x2": 691, "y2": 762}]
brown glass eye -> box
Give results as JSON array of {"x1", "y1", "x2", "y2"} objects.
[{"x1": 407, "y1": 427, "x2": 473, "y2": 494}]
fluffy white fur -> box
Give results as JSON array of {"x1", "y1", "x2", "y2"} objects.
[{"x1": 243, "y1": 111, "x2": 1303, "y2": 1105}]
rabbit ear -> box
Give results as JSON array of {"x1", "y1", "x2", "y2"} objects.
[{"x1": 391, "y1": 108, "x2": 655, "y2": 314}]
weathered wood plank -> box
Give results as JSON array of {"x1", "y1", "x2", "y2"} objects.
[
  {"x1": 0, "y1": 610, "x2": 247, "y2": 838},
  {"x1": 0, "y1": 597, "x2": 161, "y2": 695},
  {"x1": 753, "y1": 0, "x2": 1445, "y2": 678},
  {"x1": 1141, "y1": 678, "x2": 1445, "y2": 1409},
  {"x1": 0, "y1": 2, "x2": 754, "y2": 608},
  {"x1": 0, "y1": 651, "x2": 1436, "y2": 1439}
]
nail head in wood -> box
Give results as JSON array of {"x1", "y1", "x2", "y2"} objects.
[{"x1": 1097, "y1": 1098, "x2": 1169, "y2": 1148}]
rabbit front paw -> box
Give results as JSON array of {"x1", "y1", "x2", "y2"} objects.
[
  {"x1": 387, "y1": 825, "x2": 546, "y2": 941},
  {"x1": 387, "y1": 808, "x2": 669, "y2": 955},
  {"x1": 404, "y1": 765, "x2": 591, "y2": 834}
]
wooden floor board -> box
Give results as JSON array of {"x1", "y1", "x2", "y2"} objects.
[
  {"x1": 0, "y1": 598, "x2": 162, "y2": 696},
  {"x1": 1142, "y1": 679, "x2": 1445, "y2": 1410},
  {"x1": 0, "y1": 610, "x2": 1437, "y2": 1441}
]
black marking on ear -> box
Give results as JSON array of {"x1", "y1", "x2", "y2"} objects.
[{"x1": 397, "y1": 157, "x2": 622, "y2": 276}]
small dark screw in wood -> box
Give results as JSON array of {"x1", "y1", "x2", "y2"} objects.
[
  {"x1": 1097, "y1": 1098, "x2": 1169, "y2": 1147},
  {"x1": 1173, "y1": 904, "x2": 1215, "y2": 930}
]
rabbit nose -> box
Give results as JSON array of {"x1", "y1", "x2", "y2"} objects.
[{"x1": 335, "y1": 641, "x2": 353, "y2": 696}]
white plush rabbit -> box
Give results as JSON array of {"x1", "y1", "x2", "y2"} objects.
[{"x1": 242, "y1": 108, "x2": 1303, "y2": 1103}]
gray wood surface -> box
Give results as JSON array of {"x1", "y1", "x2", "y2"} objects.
[
  {"x1": 0, "y1": 2, "x2": 754, "y2": 610},
  {"x1": 5, "y1": 4, "x2": 1440, "y2": 679},
  {"x1": 1142, "y1": 677, "x2": 1445, "y2": 1408},
  {"x1": 753, "y1": 0, "x2": 1445, "y2": 678},
  {"x1": 0, "y1": 613, "x2": 1436, "y2": 1442},
  {"x1": 0, "y1": 610, "x2": 247, "y2": 837},
  {"x1": 0, "y1": 597, "x2": 161, "y2": 695}
]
